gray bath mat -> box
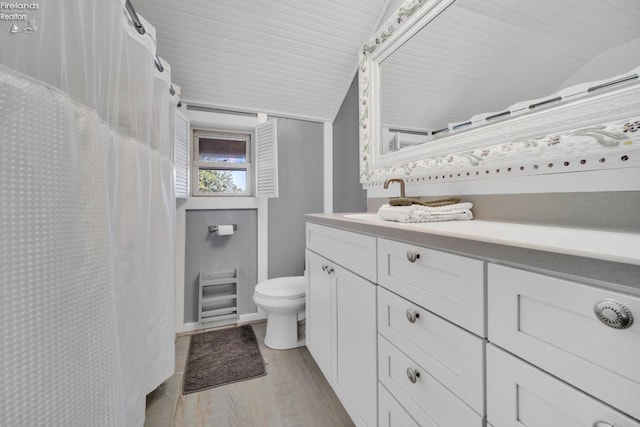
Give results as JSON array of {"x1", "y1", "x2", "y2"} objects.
[{"x1": 183, "y1": 325, "x2": 266, "y2": 394}]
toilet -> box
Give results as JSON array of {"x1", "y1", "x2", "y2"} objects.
[{"x1": 253, "y1": 276, "x2": 306, "y2": 350}]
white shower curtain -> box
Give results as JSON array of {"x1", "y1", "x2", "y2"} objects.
[{"x1": 0, "y1": 1, "x2": 176, "y2": 425}]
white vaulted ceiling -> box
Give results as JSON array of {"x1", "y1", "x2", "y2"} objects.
[{"x1": 134, "y1": 0, "x2": 391, "y2": 122}]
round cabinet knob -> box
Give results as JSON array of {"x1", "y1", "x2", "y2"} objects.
[
  {"x1": 321, "y1": 264, "x2": 327, "y2": 271},
  {"x1": 326, "y1": 266, "x2": 334, "y2": 274},
  {"x1": 406, "y1": 309, "x2": 420, "y2": 323},
  {"x1": 406, "y1": 367, "x2": 420, "y2": 383},
  {"x1": 406, "y1": 250, "x2": 421, "y2": 263},
  {"x1": 594, "y1": 299, "x2": 633, "y2": 330},
  {"x1": 593, "y1": 420, "x2": 617, "y2": 427}
]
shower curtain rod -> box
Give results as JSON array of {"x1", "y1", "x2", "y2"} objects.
[
  {"x1": 125, "y1": 0, "x2": 176, "y2": 96},
  {"x1": 125, "y1": 0, "x2": 145, "y2": 35}
]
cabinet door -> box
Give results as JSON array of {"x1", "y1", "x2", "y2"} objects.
[
  {"x1": 335, "y1": 265, "x2": 377, "y2": 427},
  {"x1": 305, "y1": 250, "x2": 334, "y2": 381}
]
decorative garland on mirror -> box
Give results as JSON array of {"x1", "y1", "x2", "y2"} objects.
[
  {"x1": 361, "y1": 117, "x2": 639, "y2": 187},
  {"x1": 360, "y1": 0, "x2": 428, "y2": 59}
]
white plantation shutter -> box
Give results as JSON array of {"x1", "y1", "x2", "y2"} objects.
[
  {"x1": 255, "y1": 119, "x2": 278, "y2": 198},
  {"x1": 174, "y1": 109, "x2": 189, "y2": 198}
]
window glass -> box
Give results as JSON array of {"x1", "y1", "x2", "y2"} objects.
[
  {"x1": 198, "y1": 169, "x2": 247, "y2": 194},
  {"x1": 198, "y1": 138, "x2": 246, "y2": 163}
]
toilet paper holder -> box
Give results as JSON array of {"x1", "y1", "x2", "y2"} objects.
[{"x1": 208, "y1": 224, "x2": 238, "y2": 233}]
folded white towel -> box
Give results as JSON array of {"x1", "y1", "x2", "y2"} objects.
[{"x1": 377, "y1": 202, "x2": 474, "y2": 223}]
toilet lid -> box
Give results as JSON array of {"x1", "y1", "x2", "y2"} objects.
[{"x1": 254, "y1": 276, "x2": 306, "y2": 300}]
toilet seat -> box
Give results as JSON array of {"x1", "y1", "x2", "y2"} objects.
[{"x1": 254, "y1": 276, "x2": 305, "y2": 300}]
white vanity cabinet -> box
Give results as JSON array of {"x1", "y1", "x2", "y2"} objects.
[
  {"x1": 305, "y1": 224, "x2": 377, "y2": 427},
  {"x1": 305, "y1": 217, "x2": 640, "y2": 426}
]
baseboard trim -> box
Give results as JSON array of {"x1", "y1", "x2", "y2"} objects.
[
  {"x1": 177, "y1": 312, "x2": 268, "y2": 336},
  {"x1": 239, "y1": 312, "x2": 268, "y2": 323}
]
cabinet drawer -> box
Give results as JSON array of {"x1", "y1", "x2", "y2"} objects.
[
  {"x1": 377, "y1": 287, "x2": 484, "y2": 414},
  {"x1": 378, "y1": 383, "x2": 420, "y2": 427},
  {"x1": 306, "y1": 223, "x2": 376, "y2": 282},
  {"x1": 378, "y1": 336, "x2": 483, "y2": 427},
  {"x1": 377, "y1": 238, "x2": 485, "y2": 336},
  {"x1": 487, "y1": 344, "x2": 640, "y2": 427},
  {"x1": 488, "y1": 264, "x2": 640, "y2": 420}
]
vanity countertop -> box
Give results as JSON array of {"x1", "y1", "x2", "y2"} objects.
[{"x1": 306, "y1": 213, "x2": 640, "y2": 275}]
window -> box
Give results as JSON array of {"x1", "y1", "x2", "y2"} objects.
[{"x1": 192, "y1": 130, "x2": 252, "y2": 196}]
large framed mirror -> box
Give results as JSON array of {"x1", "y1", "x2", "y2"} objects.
[{"x1": 359, "y1": 0, "x2": 640, "y2": 191}]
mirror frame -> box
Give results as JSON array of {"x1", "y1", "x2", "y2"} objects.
[{"x1": 358, "y1": 0, "x2": 640, "y2": 189}]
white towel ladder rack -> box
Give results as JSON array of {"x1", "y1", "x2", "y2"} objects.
[{"x1": 198, "y1": 268, "x2": 239, "y2": 324}]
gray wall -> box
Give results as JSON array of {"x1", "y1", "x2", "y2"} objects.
[
  {"x1": 268, "y1": 118, "x2": 324, "y2": 278},
  {"x1": 333, "y1": 75, "x2": 367, "y2": 213},
  {"x1": 184, "y1": 209, "x2": 257, "y2": 323}
]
